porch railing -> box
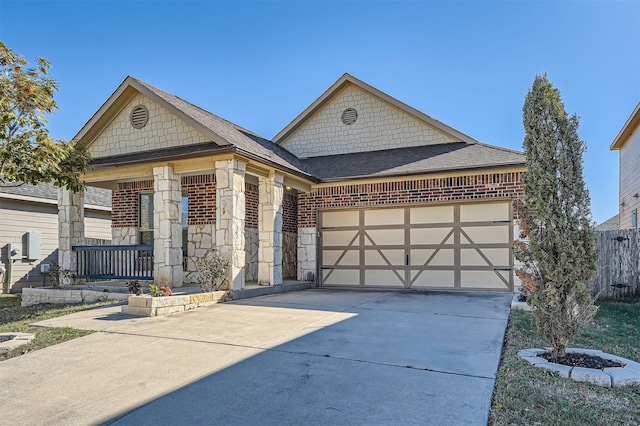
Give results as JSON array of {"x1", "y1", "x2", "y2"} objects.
[{"x1": 72, "y1": 245, "x2": 154, "y2": 281}]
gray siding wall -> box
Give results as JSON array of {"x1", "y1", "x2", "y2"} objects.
[
  {"x1": 620, "y1": 125, "x2": 640, "y2": 229},
  {"x1": 0, "y1": 198, "x2": 111, "y2": 292}
]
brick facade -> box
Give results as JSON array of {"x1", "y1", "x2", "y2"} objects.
[
  {"x1": 112, "y1": 180, "x2": 153, "y2": 228},
  {"x1": 181, "y1": 174, "x2": 216, "y2": 225},
  {"x1": 245, "y1": 183, "x2": 259, "y2": 229},
  {"x1": 283, "y1": 193, "x2": 298, "y2": 233},
  {"x1": 297, "y1": 171, "x2": 525, "y2": 228},
  {"x1": 112, "y1": 176, "x2": 265, "y2": 230}
]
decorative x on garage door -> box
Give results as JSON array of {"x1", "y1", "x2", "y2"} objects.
[{"x1": 319, "y1": 202, "x2": 513, "y2": 291}]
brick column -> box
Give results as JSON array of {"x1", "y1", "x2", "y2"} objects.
[
  {"x1": 58, "y1": 188, "x2": 85, "y2": 283},
  {"x1": 215, "y1": 159, "x2": 246, "y2": 291},
  {"x1": 153, "y1": 165, "x2": 183, "y2": 287},
  {"x1": 258, "y1": 173, "x2": 284, "y2": 286}
]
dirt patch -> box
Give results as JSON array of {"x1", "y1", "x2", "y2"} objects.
[{"x1": 541, "y1": 352, "x2": 624, "y2": 369}]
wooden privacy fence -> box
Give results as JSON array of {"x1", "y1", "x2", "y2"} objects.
[{"x1": 590, "y1": 229, "x2": 640, "y2": 300}]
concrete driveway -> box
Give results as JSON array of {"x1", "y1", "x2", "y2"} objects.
[{"x1": 0, "y1": 289, "x2": 512, "y2": 425}]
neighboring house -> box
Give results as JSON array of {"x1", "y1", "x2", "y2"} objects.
[
  {"x1": 610, "y1": 102, "x2": 640, "y2": 229},
  {"x1": 59, "y1": 73, "x2": 525, "y2": 292},
  {"x1": 595, "y1": 214, "x2": 619, "y2": 231},
  {"x1": 0, "y1": 182, "x2": 112, "y2": 293}
]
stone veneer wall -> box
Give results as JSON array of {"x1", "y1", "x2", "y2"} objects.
[
  {"x1": 296, "y1": 171, "x2": 525, "y2": 282},
  {"x1": 283, "y1": 231, "x2": 297, "y2": 279},
  {"x1": 184, "y1": 224, "x2": 215, "y2": 284},
  {"x1": 112, "y1": 227, "x2": 138, "y2": 245}
]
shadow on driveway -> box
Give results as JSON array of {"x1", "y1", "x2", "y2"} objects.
[{"x1": 104, "y1": 290, "x2": 512, "y2": 425}]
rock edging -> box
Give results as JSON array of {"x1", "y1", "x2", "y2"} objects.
[
  {"x1": 518, "y1": 347, "x2": 640, "y2": 387},
  {"x1": 21, "y1": 287, "x2": 129, "y2": 307}
]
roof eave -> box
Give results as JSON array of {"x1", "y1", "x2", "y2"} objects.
[
  {"x1": 90, "y1": 145, "x2": 237, "y2": 169},
  {"x1": 235, "y1": 148, "x2": 320, "y2": 184},
  {"x1": 317, "y1": 162, "x2": 527, "y2": 183},
  {"x1": 610, "y1": 102, "x2": 640, "y2": 150}
]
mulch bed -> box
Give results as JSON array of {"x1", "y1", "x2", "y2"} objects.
[{"x1": 541, "y1": 352, "x2": 624, "y2": 369}]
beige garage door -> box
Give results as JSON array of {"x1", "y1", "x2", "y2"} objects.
[{"x1": 319, "y1": 202, "x2": 513, "y2": 291}]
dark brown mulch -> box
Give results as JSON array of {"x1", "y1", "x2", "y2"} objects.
[{"x1": 541, "y1": 352, "x2": 624, "y2": 369}]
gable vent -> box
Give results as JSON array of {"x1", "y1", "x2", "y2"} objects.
[
  {"x1": 130, "y1": 105, "x2": 149, "y2": 129},
  {"x1": 341, "y1": 108, "x2": 358, "y2": 125}
]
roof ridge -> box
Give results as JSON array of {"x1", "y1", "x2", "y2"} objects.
[
  {"x1": 133, "y1": 77, "x2": 268, "y2": 140},
  {"x1": 475, "y1": 141, "x2": 524, "y2": 156}
]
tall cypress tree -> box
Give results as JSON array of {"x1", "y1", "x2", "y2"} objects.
[{"x1": 515, "y1": 74, "x2": 597, "y2": 358}]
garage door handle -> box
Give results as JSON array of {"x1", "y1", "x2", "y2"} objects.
[
  {"x1": 406, "y1": 254, "x2": 409, "y2": 266},
  {"x1": 493, "y1": 268, "x2": 512, "y2": 271},
  {"x1": 493, "y1": 220, "x2": 511, "y2": 224}
]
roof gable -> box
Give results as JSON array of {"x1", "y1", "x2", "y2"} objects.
[
  {"x1": 273, "y1": 73, "x2": 480, "y2": 158},
  {"x1": 88, "y1": 91, "x2": 210, "y2": 158},
  {"x1": 75, "y1": 77, "x2": 314, "y2": 180}
]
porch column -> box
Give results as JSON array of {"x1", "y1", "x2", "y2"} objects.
[
  {"x1": 153, "y1": 165, "x2": 183, "y2": 287},
  {"x1": 215, "y1": 159, "x2": 246, "y2": 291},
  {"x1": 258, "y1": 173, "x2": 284, "y2": 286},
  {"x1": 58, "y1": 188, "x2": 85, "y2": 283}
]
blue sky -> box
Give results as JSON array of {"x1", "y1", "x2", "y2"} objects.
[{"x1": 1, "y1": 0, "x2": 638, "y2": 223}]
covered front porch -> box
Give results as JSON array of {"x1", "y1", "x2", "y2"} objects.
[{"x1": 59, "y1": 156, "x2": 308, "y2": 291}]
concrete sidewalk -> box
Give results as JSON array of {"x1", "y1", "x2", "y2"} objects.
[{"x1": 0, "y1": 289, "x2": 512, "y2": 425}]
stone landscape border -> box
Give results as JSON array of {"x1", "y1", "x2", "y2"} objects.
[
  {"x1": 21, "y1": 287, "x2": 129, "y2": 307},
  {"x1": 122, "y1": 290, "x2": 232, "y2": 317},
  {"x1": 518, "y1": 348, "x2": 640, "y2": 387}
]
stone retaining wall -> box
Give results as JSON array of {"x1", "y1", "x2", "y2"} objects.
[
  {"x1": 21, "y1": 287, "x2": 129, "y2": 307},
  {"x1": 122, "y1": 290, "x2": 231, "y2": 317}
]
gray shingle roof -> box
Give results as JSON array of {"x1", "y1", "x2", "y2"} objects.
[
  {"x1": 0, "y1": 182, "x2": 111, "y2": 208},
  {"x1": 595, "y1": 214, "x2": 619, "y2": 231},
  {"x1": 132, "y1": 79, "x2": 312, "y2": 179},
  {"x1": 82, "y1": 76, "x2": 525, "y2": 183},
  {"x1": 301, "y1": 142, "x2": 525, "y2": 180}
]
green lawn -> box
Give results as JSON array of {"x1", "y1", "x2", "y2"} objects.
[
  {"x1": 490, "y1": 300, "x2": 640, "y2": 426},
  {"x1": 0, "y1": 294, "x2": 118, "y2": 361}
]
